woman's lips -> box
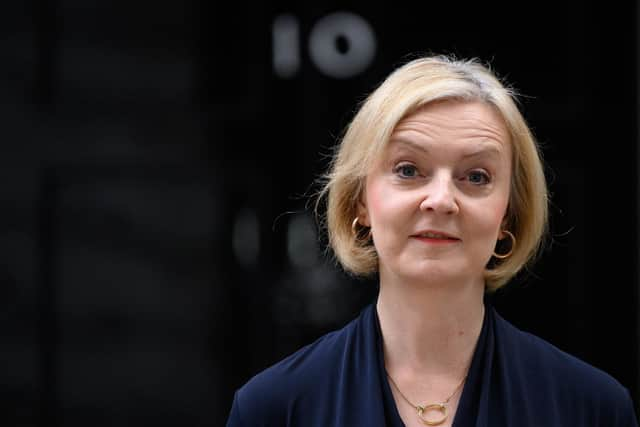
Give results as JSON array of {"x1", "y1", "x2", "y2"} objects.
[
  {"x1": 412, "y1": 236, "x2": 460, "y2": 244},
  {"x1": 411, "y1": 230, "x2": 460, "y2": 244}
]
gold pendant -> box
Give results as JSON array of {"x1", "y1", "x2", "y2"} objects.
[{"x1": 417, "y1": 403, "x2": 447, "y2": 426}]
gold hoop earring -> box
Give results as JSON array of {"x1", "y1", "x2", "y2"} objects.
[
  {"x1": 351, "y1": 217, "x2": 372, "y2": 241},
  {"x1": 493, "y1": 230, "x2": 516, "y2": 259}
]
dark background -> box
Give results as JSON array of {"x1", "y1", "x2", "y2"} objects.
[{"x1": 1, "y1": 1, "x2": 638, "y2": 426}]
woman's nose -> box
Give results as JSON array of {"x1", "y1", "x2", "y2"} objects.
[{"x1": 418, "y1": 174, "x2": 460, "y2": 215}]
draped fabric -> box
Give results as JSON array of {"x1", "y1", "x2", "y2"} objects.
[{"x1": 226, "y1": 299, "x2": 638, "y2": 426}]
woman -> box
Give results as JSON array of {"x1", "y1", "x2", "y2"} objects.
[{"x1": 226, "y1": 55, "x2": 638, "y2": 426}]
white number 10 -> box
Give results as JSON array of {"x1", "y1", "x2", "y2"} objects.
[{"x1": 272, "y1": 11, "x2": 377, "y2": 79}]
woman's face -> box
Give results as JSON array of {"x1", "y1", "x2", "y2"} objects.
[{"x1": 358, "y1": 100, "x2": 512, "y2": 288}]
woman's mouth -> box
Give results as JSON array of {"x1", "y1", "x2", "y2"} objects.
[{"x1": 412, "y1": 230, "x2": 460, "y2": 243}]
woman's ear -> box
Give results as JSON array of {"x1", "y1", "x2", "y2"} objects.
[
  {"x1": 501, "y1": 207, "x2": 511, "y2": 228},
  {"x1": 499, "y1": 214, "x2": 510, "y2": 237},
  {"x1": 356, "y1": 199, "x2": 370, "y2": 227}
]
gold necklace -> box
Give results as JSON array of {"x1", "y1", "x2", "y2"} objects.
[{"x1": 386, "y1": 372, "x2": 467, "y2": 426}]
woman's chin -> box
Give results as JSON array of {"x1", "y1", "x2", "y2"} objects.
[{"x1": 400, "y1": 262, "x2": 483, "y2": 289}]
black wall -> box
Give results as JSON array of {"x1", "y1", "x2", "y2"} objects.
[{"x1": 1, "y1": 1, "x2": 637, "y2": 425}]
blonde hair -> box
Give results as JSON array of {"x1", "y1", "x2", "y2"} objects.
[{"x1": 317, "y1": 54, "x2": 548, "y2": 291}]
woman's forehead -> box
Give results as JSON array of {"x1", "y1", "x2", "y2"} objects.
[
  {"x1": 394, "y1": 100, "x2": 508, "y2": 137},
  {"x1": 382, "y1": 100, "x2": 511, "y2": 155}
]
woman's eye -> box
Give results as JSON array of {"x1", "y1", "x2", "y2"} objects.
[
  {"x1": 394, "y1": 164, "x2": 419, "y2": 178},
  {"x1": 467, "y1": 170, "x2": 490, "y2": 185}
]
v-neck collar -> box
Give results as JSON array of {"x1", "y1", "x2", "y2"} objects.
[{"x1": 371, "y1": 298, "x2": 492, "y2": 427}]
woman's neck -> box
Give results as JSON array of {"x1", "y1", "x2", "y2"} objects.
[{"x1": 376, "y1": 272, "x2": 485, "y2": 377}]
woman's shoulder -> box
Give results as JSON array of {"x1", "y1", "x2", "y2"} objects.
[
  {"x1": 493, "y1": 309, "x2": 633, "y2": 407},
  {"x1": 228, "y1": 304, "x2": 374, "y2": 425},
  {"x1": 240, "y1": 324, "x2": 350, "y2": 397}
]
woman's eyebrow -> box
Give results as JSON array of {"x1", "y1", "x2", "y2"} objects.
[
  {"x1": 389, "y1": 139, "x2": 504, "y2": 159},
  {"x1": 460, "y1": 144, "x2": 503, "y2": 159},
  {"x1": 388, "y1": 139, "x2": 430, "y2": 155}
]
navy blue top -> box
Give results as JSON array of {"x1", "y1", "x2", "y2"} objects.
[{"x1": 226, "y1": 300, "x2": 638, "y2": 426}]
